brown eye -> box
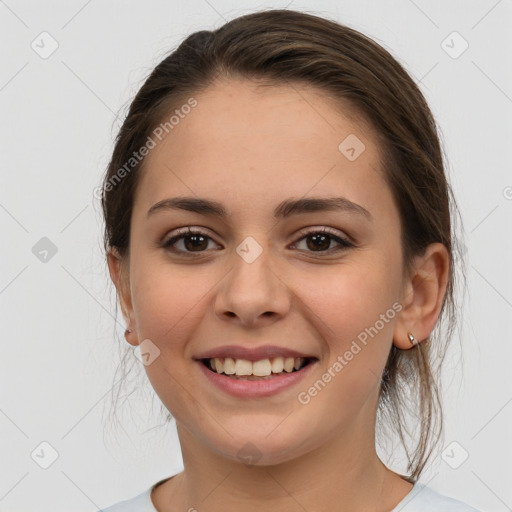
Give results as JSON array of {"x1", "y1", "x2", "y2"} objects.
[
  {"x1": 305, "y1": 233, "x2": 331, "y2": 251},
  {"x1": 182, "y1": 233, "x2": 209, "y2": 251},
  {"x1": 292, "y1": 228, "x2": 354, "y2": 253},
  {"x1": 162, "y1": 228, "x2": 220, "y2": 255}
]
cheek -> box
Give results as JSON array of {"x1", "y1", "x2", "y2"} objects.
[
  {"x1": 128, "y1": 262, "x2": 210, "y2": 418},
  {"x1": 291, "y1": 259, "x2": 400, "y2": 416},
  {"x1": 293, "y1": 267, "x2": 398, "y2": 428},
  {"x1": 130, "y1": 259, "x2": 214, "y2": 353},
  {"x1": 291, "y1": 259, "x2": 400, "y2": 348}
]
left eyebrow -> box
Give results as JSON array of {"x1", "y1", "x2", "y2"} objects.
[{"x1": 146, "y1": 196, "x2": 372, "y2": 221}]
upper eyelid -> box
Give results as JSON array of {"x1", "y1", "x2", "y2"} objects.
[
  {"x1": 162, "y1": 226, "x2": 352, "y2": 250},
  {"x1": 162, "y1": 225, "x2": 349, "y2": 241},
  {"x1": 162, "y1": 226, "x2": 218, "y2": 243},
  {"x1": 294, "y1": 225, "x2": 350, "y2": 240}
]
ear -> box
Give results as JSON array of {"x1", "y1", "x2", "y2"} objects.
[
  {"x1": 393, "y1": 242, "x2": 450, "y2": 350},
  {"x1": 107, "y1": 248, "x2": 139, "y2": 347}
]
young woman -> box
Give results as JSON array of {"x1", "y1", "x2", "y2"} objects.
[{"x1": 98, "y1": 9, "x2": 480, "y2": 512}]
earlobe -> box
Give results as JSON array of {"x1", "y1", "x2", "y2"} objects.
[
  {"x1": 393, "y1": 331, "x2": 422, "y2": 350},
  {"x1": 124, "y1": 328, "x2": 139, "y2": 347},
  {"x1": 392, "y1": 242, "x2": 450, "y2": 350}
]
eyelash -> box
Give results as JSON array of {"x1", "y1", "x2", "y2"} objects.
[{"x1": 160, "y1": 226, "x2": 355, "y2": 257}]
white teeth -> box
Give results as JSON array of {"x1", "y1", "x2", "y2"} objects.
[
  {"x1": 283, "y1": 357, "x2": 295, "y2": 372},
  {"x1": 252, "y1": 359, "x2": 272, "y2": 377},
  {"x1": 207, "y1": 356, "x2": 309, "y2": 376},
  {"x1": 235, "y1": 359, "x2": 252, "y2": 376},
  {"x1": 223, "y1": 357, "x2": 236, "y2": 375},
  {"x1": 271, "y1": 356, "x2": 284, "y2": 373}
]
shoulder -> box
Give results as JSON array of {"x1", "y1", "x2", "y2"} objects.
[
  {"x1": 97, "y1": 486, "x2": 157, "y2": 512},
  {"x1": 98, "y1": 475, "x2": 174, "y2": 512},
  {"x1": 393, "y1": 483, "x2": 482, "y2": 512}
]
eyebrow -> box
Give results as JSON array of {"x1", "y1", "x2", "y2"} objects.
[{"x1": 146, "y1": 196, "x2": 372, "y2": 220}]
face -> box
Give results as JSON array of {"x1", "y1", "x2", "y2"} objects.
[{"x1": 115, "y1": 79, "x2": 407, "y2": 466}]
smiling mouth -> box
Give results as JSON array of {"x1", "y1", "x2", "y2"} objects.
[{"x1": 200, "y1": 356, "x2": 316, "y2": 380}]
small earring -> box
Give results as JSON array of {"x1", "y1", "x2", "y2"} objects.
[
  {"x1": 407, "y1": 332, "x2": 420, "y2": 346},
  {"x1": 124, "y1": 328, "x2": 132, "y2": 337}
]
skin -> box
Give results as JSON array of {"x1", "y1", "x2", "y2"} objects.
[{"x1": 108, "y1": 78, "x2": 449, "y2": 512}]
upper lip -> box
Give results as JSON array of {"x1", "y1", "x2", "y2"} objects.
[{"x1": 194, "y1": 345, "x2": 317, "y2": 362}]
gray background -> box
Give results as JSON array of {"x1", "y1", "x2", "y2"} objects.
[{"x1": 1, "y1": 1, "x2": 511, "y2": 510}]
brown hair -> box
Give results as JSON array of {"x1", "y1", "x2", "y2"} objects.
[{"x1": 101, "y1": 9, "x2": 464, "y2": 480}]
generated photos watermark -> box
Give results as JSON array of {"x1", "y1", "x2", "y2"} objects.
[
  {"x1": 297, "y1": 301, "x2": 403, "y2": 405},
  {"x1": 93, "y1": 97, "x2": 197, "y2": 199}
]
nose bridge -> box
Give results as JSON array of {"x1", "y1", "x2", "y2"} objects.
[
  {"x1": 235, "y1": 235, "x2": 275, "y2": 287},
  {"x1": 214, "y1": 234, "x2": 290, "y2": 324}
]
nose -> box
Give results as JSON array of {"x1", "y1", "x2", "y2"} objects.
[{"x1": 214, "y1": 240, "x2": 292, "y2": 328}]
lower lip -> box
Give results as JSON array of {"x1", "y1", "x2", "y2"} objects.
[{"x1": 196, "y1": 360, "x2": 317, "y2": 398}]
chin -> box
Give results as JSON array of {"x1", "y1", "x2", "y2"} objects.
[{"x1": 206, "y1": 426, "x2": 318, "y2": 467}]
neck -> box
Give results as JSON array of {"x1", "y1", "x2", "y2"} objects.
[{"x1": 153, "y1": 422, "x2": 412, "y2": 512}]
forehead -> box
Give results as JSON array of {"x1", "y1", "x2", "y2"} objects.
[{"x1": 133, "y1": 78, "x2": 394, "y2": 221}]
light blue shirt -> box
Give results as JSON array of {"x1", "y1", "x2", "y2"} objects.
[{"x1": 98, "y1": 479, "x2": 481, "y2": 511}]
